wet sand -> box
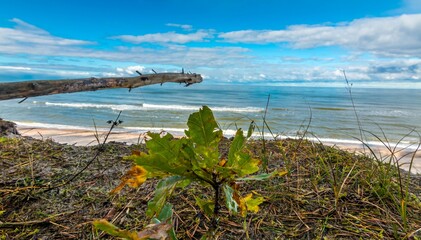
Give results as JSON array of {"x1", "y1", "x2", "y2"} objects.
[{"x1": 16, "y1": 125, "x2": 421, "y2": 174}]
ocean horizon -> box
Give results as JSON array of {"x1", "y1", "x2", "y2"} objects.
[{"x1": 1, "y1": 82, "x2": 420, "y2": 149}]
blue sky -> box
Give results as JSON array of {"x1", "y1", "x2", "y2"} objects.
[{"x1": 1, "y1": 0, "x2": 421, "y2": 87}]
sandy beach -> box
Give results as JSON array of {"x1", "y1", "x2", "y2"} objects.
[
  {"x1": 16, "y1": 125, "x2": 421, "y2": 174},
  {"x1": 17, "y1": 125, "x2": 149, "y2": 146}
]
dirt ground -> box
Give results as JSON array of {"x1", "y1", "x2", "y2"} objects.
[{"x1": 1, "y1": 135, "x2": 420, "y2": 239}]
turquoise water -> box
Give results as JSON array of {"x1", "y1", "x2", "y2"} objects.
[{"x1": 0, "y1": 83, "x2": 420, "y2": 146}]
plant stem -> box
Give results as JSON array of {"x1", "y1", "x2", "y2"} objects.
[
  {"x1": 342, "y1": 70, "x2": 365, "y2": 151},
  {"x1": 211, "y1": 175, "x2": 220, "y2": 229},
  {"x1": 262, "y1": 94, "x2": 270, "y2": 172}
]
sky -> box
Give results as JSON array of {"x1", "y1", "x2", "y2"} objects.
[{"x1": 1, "y1": 0, "x2": 421, "y2": 88}]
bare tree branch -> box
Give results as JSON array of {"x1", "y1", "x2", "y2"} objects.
[{"x1": 0, "y1": 72, "x2": 203, "y2": 101}]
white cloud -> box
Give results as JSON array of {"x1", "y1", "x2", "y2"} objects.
[
  {"x1": 219, "y1": 14, "x2": 421, "y2": 57},
  {"x1": 1, "y1": 18, "x2": 420, "y2": 87},
  {"x1": 0, "y1": 65, "x2": 31, "y2": 71},
  {"x1": 115, "y1": 65, "x2": 145, "y2": 75},
  {"x1": 0, "y1": 40, "x2": 249, "y2": 68},
  {"x1": 112, "y1": 30, "x2": 213, "y2": 44},
  {"x1": 0, "y1": 18, "x2": 94, "y2": 46},
  {"x1": 166, "y1": 23, "x2": 193, "y2": 31},
  {"x1": 10, "y1": 18, "x2": 49, "y2": 35},
  {"x1": 0, "y1": 64, "x2": 96, "y2": 79},
  {"x1": 281, "y1": 56, "x2": 334, "y2": 63},
  {"x1": 0, "y1": 20, "x2": 246, "y2": 69}
]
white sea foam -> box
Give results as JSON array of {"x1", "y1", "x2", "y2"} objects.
[
  {"x1": 145, "y1": 104, "x2": 263, "y2": 112},
  {"x1": 41, "y1": 102, "x2": 264, "y2": 113},
  {"x1": 14, "y1": 121, "x2": 99, "y2": 131},
  {"x1": 44, "y1": 102, "x2": 143, "y2": 111}
]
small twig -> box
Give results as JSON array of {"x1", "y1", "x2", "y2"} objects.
[
  {"x1": 18, "y1": 97, "x2": 28, "y2": 103},
  {"x1": 44, "y1": 111, "x2": 123, "y2": 192},
  {"x1": 292, "y1": 209, "x2": 310, "y2": 230},
  {"x1": 0, "y1": 211, "x2": 74, "y2": 228}
]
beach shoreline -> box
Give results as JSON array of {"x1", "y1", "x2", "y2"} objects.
[
  {"x1": 16, "y1": 124, "x2": 421, "y2": 174},
  {"x1": 17, "y1": 125, "x2": 149, "y2": 146}
]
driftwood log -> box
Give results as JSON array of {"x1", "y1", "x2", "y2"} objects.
[{"x1": 0, "y1": 72, "x2": 203, "y2": 101}]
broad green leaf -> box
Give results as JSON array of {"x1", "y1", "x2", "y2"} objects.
[
  {"x1": 93, "y1": 219, "x2": 139, "y2": 239},
  {"x1": 185, "y1": 106, "x2": 221, "y2": 148},
  {"x1": 128, "y1": 133, "x2": 193, "y2": 178},
  {"x1": 180, "y1": 141, "x2": 213, "y2": 183},
  {"x1": 226, "y1": 129, "x2": 245, "y2": 168},
  {"x1": 153, "y1": 203, "x2": 178, "y2": 240},
  {"x1": 224, "y1": 128, "x2": 260, "y2": 177},
  {"x1": 223, "y1": 184, "x2": 238, "y2": 214},
  {"x1": 195, "y1": 196, "x2": 215, "y2": 217},
  {"x1": 231, "y1": 153, "x2": 260, "y2": 177},
  {"x1": 185, "y1": 106, "x2": 222, "y2": 168},
  {"x1": 147, "y1": 176, "x2": 190, "y2": 217},
  {"x1": 157, "y1": 203, "x2": 173, "y2": 222}
]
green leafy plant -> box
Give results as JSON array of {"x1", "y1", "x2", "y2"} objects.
[{"x1": 94, "y1": 106, "x2": 279, "y2": 238}]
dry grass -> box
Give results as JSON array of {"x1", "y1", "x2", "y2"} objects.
[{"x1": 1, "y1": 136, "x2": 420, "y2": 239}]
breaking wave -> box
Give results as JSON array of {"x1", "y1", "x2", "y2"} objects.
[{"x1": 39, "y1": 101, "x2": 264, "y2": 113}]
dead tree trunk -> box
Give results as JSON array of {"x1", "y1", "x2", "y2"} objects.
[{"x1": 0, "y1": 72, "x2": 203, "y2": 101}]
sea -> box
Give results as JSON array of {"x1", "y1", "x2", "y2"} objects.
[{"x1": 1, "y1": 83, "x2": 420, "y2": 149}]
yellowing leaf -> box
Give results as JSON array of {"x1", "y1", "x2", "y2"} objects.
[
  {"x1": 111, "y1": 166, "x2": 147, "y2": 194},
  {"x1": 93, "y1": 219, "x2": 139, "y2": 239},
  {"x1": 237, "y1": 193, "x2": 265, "y2": 217},
  {"x1": 277, "y1": 170, "x2": 288, "y2": 177},
  {"x1": 219, "y1": 159, "x2": 227, "y2": 166}
]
